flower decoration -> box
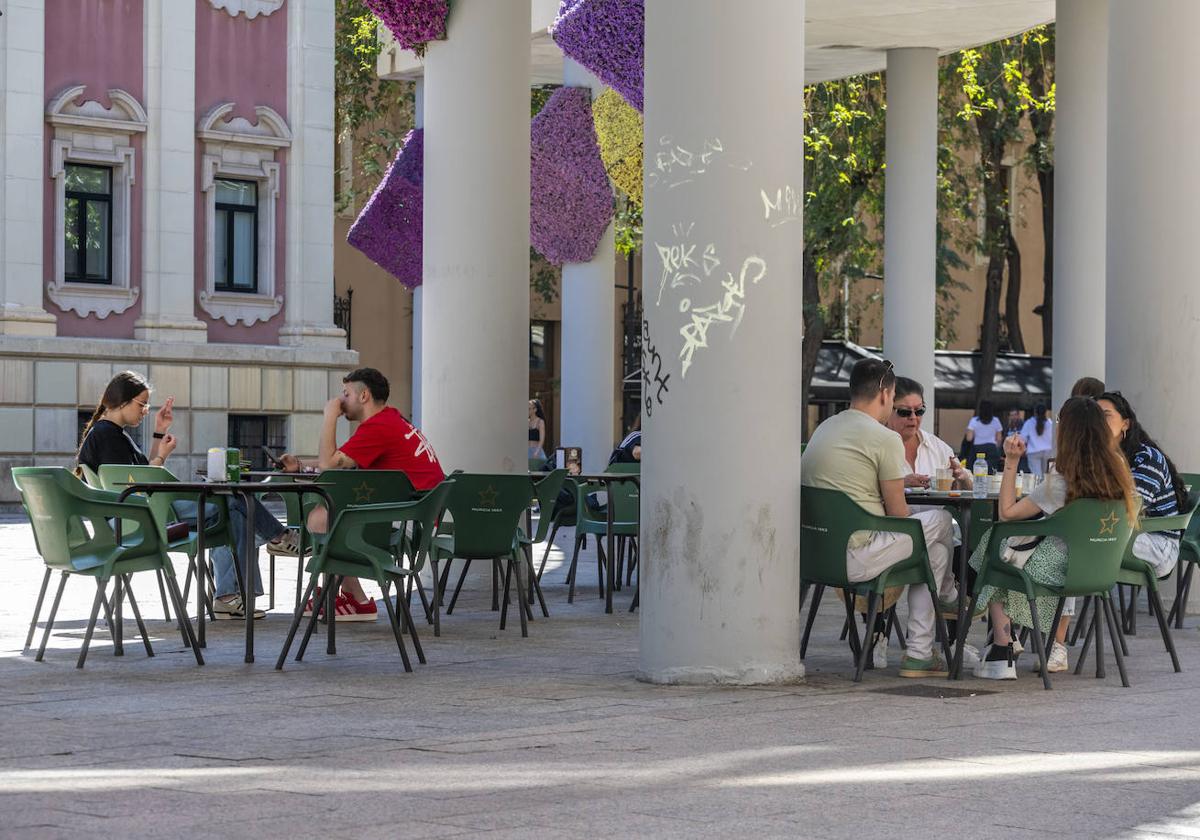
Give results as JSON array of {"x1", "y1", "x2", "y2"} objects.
[
  {"x1": 592, "y1": 88, "x2": 642, "y2": 208},
  {"x1": 550, "y1": 0, "x2": 644, "y2": 113},
  {"x1": 365, "y1": 0, "x2": 448, "y2": 57},
  {"x1": 531, "y1": 87, "x2": 614, "y2": 265},
  {"x1": 347, "y1": 128, "x2": 424, "y2": 289}
]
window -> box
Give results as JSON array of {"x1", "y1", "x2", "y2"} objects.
[
  {"x1": 63, "y1": 165, "x2": 113, "y2": 284},
  {"x1": 215, "y1": 179, "x2": 258, "y2": 293},
  {"x1": 228, "y1": 414, "x2": 287, "y2": 471},
  {"x1": 530, "y1": 324, "x2": 549, "y2": 370}
]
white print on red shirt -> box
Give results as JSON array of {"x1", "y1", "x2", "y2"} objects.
[{"x1": 405, "y1": 426, "x2": 439, "y2": 463}]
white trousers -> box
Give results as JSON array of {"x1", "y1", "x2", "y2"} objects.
[
  {"x1": 1132, "y1": 532, "x2": 1180, "y2": 579},
  {"x1": 1027, "y1": 451, "x2": 1053, "y2": 477},
  {"x1": 846, "y1": 509, "x2": 957, "y2": 660}
]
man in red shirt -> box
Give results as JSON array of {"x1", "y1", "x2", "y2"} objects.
[{"x1": 279, "y1": 367, "x2": 445, "y2": 619}]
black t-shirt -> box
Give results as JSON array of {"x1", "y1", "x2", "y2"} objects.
[{"x1": 77, "y1": 419, "x2": 148, "y2": 473}]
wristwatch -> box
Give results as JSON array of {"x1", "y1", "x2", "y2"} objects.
[{"x1": 153, "y1": 432, "x2": 166, "y2": 439}]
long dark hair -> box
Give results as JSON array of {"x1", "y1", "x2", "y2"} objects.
[
  {"x1": 1034, "y1": 403, "x2": 1047, "y2": 437},
  {"x1": 77, "y1": 371, "x2": 151, "y2": 460},
  {"x1": 976, "y1": 399, "x2": 994, "y2": 425},
  {"x1": 1098, "y1": 391, "x2": 1187, "y2": 511},
  {"x1": 1056, "y1": 397, "x2": 1140, "y2": 525},
  {"x1": 529, "y1": 399, "x2": 545, "y2": 422}
]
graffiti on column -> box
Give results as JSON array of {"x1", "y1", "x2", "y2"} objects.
[
  {"x1": 678, "y1": 255, "x2": 767, "y2": 378},
  {"x1": 760, "y1": 184, "x2": 802, "y2": 228},
  {"x1": 653, "y1": 222, "x2": 720, "y2": 306},
  {"x1": 646, "y1": 135, "x2": 752, "y2": 191},
  {"x1": 641, "y1": 318, "x2": 670, "y2": 415}
]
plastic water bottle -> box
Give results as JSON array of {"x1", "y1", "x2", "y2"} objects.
[{"x1": 973, "y1": 453, "x2": 989, "y2": 498}]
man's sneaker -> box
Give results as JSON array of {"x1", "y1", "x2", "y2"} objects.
[
  {"x1": 872, "y1": 634, "x2": 889, "y2": 670},
  {"x1": 898, "y1": 652, "x2": 948, "y2": 678},
  {"x1": 213, "y1": 595, "x2": 266, "y2": 620},
  {"x1": 961, "y1": 643, "x2": 982, "y2": 670},
  {"x1": 975, "y1": 644, "x2": 1018, "y2": 680},
  {"x1": 332, "y1": 594, "x2": 378, "y2": 622},
  {"x1": 267, "y1": 528, "x2": 301, "y2": 557},
  {"x1": 301, "y1": 588, "x2": 325, "y2": 618},
  {"x1": 1033, "y1": 641, "x2": 1069, "y2": 673}
]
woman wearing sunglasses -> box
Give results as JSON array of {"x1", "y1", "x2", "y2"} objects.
[{"x1": 886, "y1": 377, "x2": 972, "y2": 490}]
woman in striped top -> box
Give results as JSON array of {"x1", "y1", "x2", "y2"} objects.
[{"x1": 1097, "y1": 392, "x2": 1187, "y2": 577}]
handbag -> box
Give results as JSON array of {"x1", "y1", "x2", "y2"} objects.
[{"x1": 1000, "y1": 535, "x2": 1044, "y2": 569}]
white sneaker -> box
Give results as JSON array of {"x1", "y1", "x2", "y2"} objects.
[
  {"x1": 961, "y1": 643, "x2": 981, "y2": 670},
  {"x1": 267, "y1": 528, "x2": 301, "y2": 557},
  {"x1": 212, "y1": 595, "x2": 266, "y2": 620},
  {"x1": 872, "y1": 635, "x2": 888, "y2": 669},
  {"x1": 1034, "y1": 641, "x2": 1069, "y2": 673},
  {"x1": 1011, "y1": 636, "x2": 1025, "y2": 655},
  {"x1": 974, "y1": 645, "x2": 1017, "y2": 680}
]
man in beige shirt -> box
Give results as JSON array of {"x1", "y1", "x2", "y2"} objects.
[{"x1": 802, "y1": 358, "x2": 957, "y2": 677}]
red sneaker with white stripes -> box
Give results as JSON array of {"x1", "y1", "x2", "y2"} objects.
[{"x1": 332, "y1": 593, "x2": 378, "y2": 622}]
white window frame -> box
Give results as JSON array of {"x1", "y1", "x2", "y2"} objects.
[
  {"x1": 45, "y1": 86, "x2": 146, "y2": 319},
  {"x1": 197, "y1": 103, "x2": 292, "y2": 326}
]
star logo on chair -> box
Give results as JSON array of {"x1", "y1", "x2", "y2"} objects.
[
  {"x1": 1099, "y1": 511, "x2": 1119, "y2": 535},
  {"x1": 478, "y1": 485, "x2": 500, "y2": 508},
  {"x1": 353, "y1": 482, "x2": 375, "y2": 504}
]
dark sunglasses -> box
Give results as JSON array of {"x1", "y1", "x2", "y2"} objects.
[{"x1": 895, "y1": 407, "x2": 926, "y2": 418}]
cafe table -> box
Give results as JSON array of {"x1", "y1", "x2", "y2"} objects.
[
  {"x1": 532, "y1": 470, "x2": 640, "y2": 613},
  {"x1": 116, "y1": 476, "x2": 334, "y2": 663},
  {"x1": 903, "y1": 487, "x2": 999, "y2": 679}
]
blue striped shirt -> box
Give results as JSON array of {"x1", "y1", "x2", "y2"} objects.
[{"x1": 1132, "y1": 444, "x2": 1179, "y2": 520}]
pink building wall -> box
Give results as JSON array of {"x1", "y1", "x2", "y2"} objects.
[
  {"x1": 43, "y1": 0, "x2": 145, "y2": 338},
  {"x1": 195, "y1": 0, "x2": 289, "y2": 344}
]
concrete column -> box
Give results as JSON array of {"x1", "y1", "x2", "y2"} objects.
[
  {"x1": 560, "y1": 58, "x2": 616, "y2": 471},
  {"x1": 280, "y1": 0, "x2": 344, "y2": 348},
  {"x1": 421, "y1": 0, "x2": 530, "y2": 473},
  {"x1": 883, "y1": 48, "x2": 938, "y2": 410},
  {"x1": 640, "y1": 0, "x2": 804, "y2": 684},
  {"x1": 411, "y1": 80, "x2": 424, "y2": 425},
  {"x1": 1107, "y1": 0, "x2": 1200, "y2": 614},
  {"x1": 135, "y1": 0, "x2": 207, "y2": 343},
  {"x1": 0, "y1": 1, "x2": 56, "y2": 336},
  {"x1": 1053, "y1": 0, "x2": 1108, "y2": 411}
]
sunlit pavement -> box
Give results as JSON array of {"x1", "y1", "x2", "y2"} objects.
[{"x1": 1, "y1": 515, "x2": 1199, "y2": 839}]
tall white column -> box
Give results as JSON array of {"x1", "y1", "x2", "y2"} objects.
[
  {"x1": 135, "y1": 0, "x2": 207, "y2": 342},
  {"x1": 560, "y1": 58, "x2": 616, "y2": 471},
  {"x1": 280, "y1": 0, "x2": 344, "y2": 348},
  {"x1": 640, "y1": 0, "x2": 804, "y2": 684},
  {"x1": 0, "y1": 1, "x2": 55, "y2": 336},
  {"x1": 883, "y1": 48, "x2": 938, "y2": 410},
  {"x1": 411, "y1": 80, "x2": 424, "y2": 425},
  {"x1": 422, "y1": 0, "x2": 530, "y2": 473},
  {"x1": 1053, "y1": 0, "x2": 1108, "y2": 411}
]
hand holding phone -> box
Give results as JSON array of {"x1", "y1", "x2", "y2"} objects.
[{"x1": 261, "y1": 446, "x2": 285, "y2": 469}]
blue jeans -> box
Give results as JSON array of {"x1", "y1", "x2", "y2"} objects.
[{"x1": 171, "y1": 497, "x2": 284, "y2": 599}]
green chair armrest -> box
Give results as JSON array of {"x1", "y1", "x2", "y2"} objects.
[{"x1": 1140, "y1": 514, "x2": 1191, "y2": 534}]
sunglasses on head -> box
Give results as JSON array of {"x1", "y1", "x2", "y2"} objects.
[
  {"x1": 878, "y1": 359, "x2": 894, "y2": 392},
  {"x1": 895, "y1": 407, "x2": 926, "y2": 418}
]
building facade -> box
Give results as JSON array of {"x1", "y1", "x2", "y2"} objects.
[{"x1": 0, "y1": 0, "x2": 355, "y2": 502}]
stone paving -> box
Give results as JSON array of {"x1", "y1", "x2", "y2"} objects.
[{"x1": 2, "y1": 513, "x2": 1200, "y2": 839}]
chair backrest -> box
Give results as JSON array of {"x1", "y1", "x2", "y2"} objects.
[
  {"x1": 326, "y1": 479, "x2": 454, "y2": 572},
  {"x1": 799, "y1": 486, "x2": 860, "y2": 587},
  {"x1": 1179, "y1": 474, "x2": 1200, "y2": 563},
  {"x1": 967, "y1": 499, "x2": 995, "y2": 552},
  {"x1": 13, "y1": 467, "x2": 158, "y2": 569},
  {"x1": 312, "y1": 470, "x2": 418, "y2": 549},
  {"x1": 608, "y1": 462, "x2": 640, "y2": 475},
  {"x1": 97, "y1": 463, "x2": 181, "y2": 541},
  {"x1": 78, "y1": 463, "x2": 102, "y2": 487},
  {"x1": 528, "y1": 457, "x2": 544, "y2": 473},
  {"x1": 1055, "y1": 498, "x2": 1137, "y2": 596},
  {"x1": 442, "y1": 473, "x2": 533, "y2": 558},
  {"x1": 606, "y1": 474, "x2": 640, "y2": 523},
  {"x1": 530, "y1": 469, "x2": 568, "y2": 543}
]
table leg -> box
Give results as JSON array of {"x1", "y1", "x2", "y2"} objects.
[
  {"x1": 195, "y1": 490, "x2": 207, "y2": 649},
  {"x1": 605, "y1": 480, "x2": 615, "y2": 614},
  {"x1": 242, "y1": 490, "x2": 256, "y2": 664},
  {"x1": 951, "y1": 502, "x2": 973, "y2": 680}
]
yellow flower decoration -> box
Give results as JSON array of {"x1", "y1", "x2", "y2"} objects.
[{"x1": 592, "y1": 88, "x2": 643, "y2": 209}]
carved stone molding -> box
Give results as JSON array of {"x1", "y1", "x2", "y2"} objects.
[{"x1": 205, "y1": 0, "x2": 285, "y2": 19}]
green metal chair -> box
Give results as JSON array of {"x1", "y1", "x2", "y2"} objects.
[
  {"x1": 966, "y1": 498, "x2": 1135, "y2": 690},
  {"x1": 519, "y1": 469, "x2": 568, "y2": 615},
  {"x1": 536, "y1": 475, "x2": 581, "y2": 583},
  {"x1": 20, "y1": 478, "x2": 92, "y2": 651},
  {"x1": 566, "y1": 473, "x2": 639, "y2": 603},
  {"x1": 97, "y1": 464, "x2": 238, "y2": 620},
  {"x1": 276, "y1": 479, "x2": 454, "y2": 671},
  {"x1": 12, "y1": 467, "x2": 202, "y2": 667},
  {"x1": 1168, "y1": 473, "x2": 1200, "y2": 627},
  {"x1": 528, "y1": 457, "x2": 545, "y2": 472},
  {"x1": 1110, "y1": 489, "x2": 1199, "y2": 672},
  {"x1": 432, "y1": 474, "x2": 537, "y2": 637},
  {"x1": 800, "y1": 487, "x2": 951, "y2": 682}
]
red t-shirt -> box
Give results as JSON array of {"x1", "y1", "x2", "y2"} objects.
[{"x1": 337, "y1": 407, "x2": 446, "y2": 490}]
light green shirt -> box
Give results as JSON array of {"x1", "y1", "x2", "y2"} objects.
[{"x1": 802, "y1": 409, "x2": 907, "y2": 546}]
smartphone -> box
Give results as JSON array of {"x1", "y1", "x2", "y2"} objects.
[{"x1": 261, "y1": 446, "x2": 285, "y2": 469}]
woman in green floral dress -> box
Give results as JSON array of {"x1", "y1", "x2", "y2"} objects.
[{"x1": 968, "y1": 397, "x2": 1140, "y2": 680}]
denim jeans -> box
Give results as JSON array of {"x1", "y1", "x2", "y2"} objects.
[{"x1": 171, "y1": 497, "x2": 285, "y2": 599}]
